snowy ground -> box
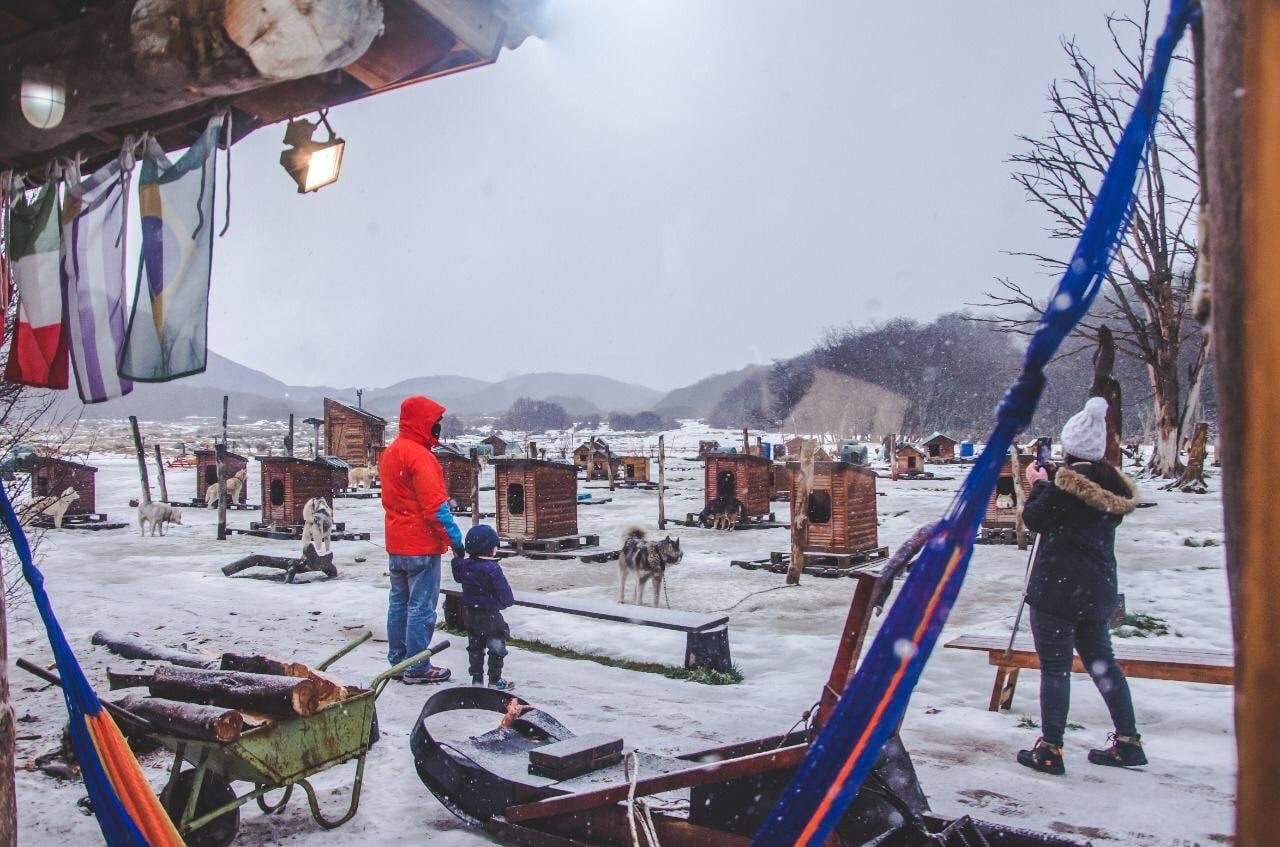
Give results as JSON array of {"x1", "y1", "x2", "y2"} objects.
[{"x1": 10, "y1": 424, "x2": 1234, "y2": 846}]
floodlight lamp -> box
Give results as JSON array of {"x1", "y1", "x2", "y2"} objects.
[{"x1": 279, "y1": 112, "x2": 345, "y2": 194}]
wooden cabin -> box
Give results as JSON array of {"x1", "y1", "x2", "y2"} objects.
[
  {"x1": 895, "y1": 444, "x2": 927, "y2": 475},
  {"x1": 481, "y1": 435, "x2": 509, "y2": 457},
  {"x1": 493, "y1": 459, "x2": 578, "y2": 540},
  {"x1": 771, "y1": 463, "x2": 792, "y2": 499},
  {"x1": 193, "y1": 449, "x2": 249, "y2": 503},
  {"x1": 703, "y1": 452, "x2": 772, "y2": 517},
  {"x1": 790, "y1": 460, "x2": 880, "y2": 555},
  {"x1": 24, "y1": 456, "x2": 96, "y2": 516},
  {"x1": 257, "y1": 457, "x2": 336, "y2": 528},
  {"x1": 324, "y1": 398, "x2": 386, "y2": 468},
  {"x1": 319, "y1": 456, "x2": 351, "y2": 491},
  {"x1": 621, "y1": 456, "x2": 650, "y2": 483},
  {"x1": 923, "y1": 433, "x2": 959, "y2": 462},
  {"x1": 435, "y1": 449, "x2": 478, "y2": 510},
  {"x1": 983, "y1": 453, "x2": 1035, "y2": 530},
  {"x1": 697, "y1": 440, "x2": 721, "y2": 459},
  {"x1": 588, "y1": 450, "x2": 620, "y2": 481}
]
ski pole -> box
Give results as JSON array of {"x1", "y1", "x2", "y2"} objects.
[{"x1": 1005, "y1": 533, "x2": 1042, "y2": 658}]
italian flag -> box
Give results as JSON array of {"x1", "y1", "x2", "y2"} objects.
[{"x1": 4, "y1": 184, "x2": 68, "y2": 389}]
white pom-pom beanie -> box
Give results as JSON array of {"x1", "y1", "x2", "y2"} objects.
[{"x1": 1060, "y1": 396, "x2": 1110, "y2": 461}]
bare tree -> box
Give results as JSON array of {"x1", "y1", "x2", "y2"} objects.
[{"x1": 976, "y1": 2, "x2": 1206, "y2": 477}]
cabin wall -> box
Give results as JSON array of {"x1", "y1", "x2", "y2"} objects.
[
  {"x1": 31, "y1": 460, "x2": 96, "y2": 515},
  {"x1": 495, "y1": 463, "x2": 578, "y2": 539},
  {"x1": 622, "y1": 457, "x2": 649, "y2": 482},
  {"x1": 791, "y1": 463, "x2": 878, "y2": 554},
  {"x1": 703, "y1": 456, "x2": 770, "y2": 516},
  {"x1": 983, "y1": 453, "x2": 1034, "y2": 529},
  {"x1": 324, "y1": 399, "x2": 386, "y2": 467},
  {"x1": 926, "y1": 441, "x2": 956, "y2": 460},
  {"x1": 193, "y1": 451, "x2": 249, "y2": 502},
  {"x1": 439, "y1": 456, "x2": 476, "y2": 509},
  {"x1": 895, "y1": 448, "x2": 925, "y2": 474},
  {"x1": 260, "y1": 462, "x2": 335, "y2": 527}
]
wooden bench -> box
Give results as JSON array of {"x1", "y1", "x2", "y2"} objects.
[
  {"x1": 440, "y1": 588, "x2": 732, "y2": 672},
  {"x1": 945, "y1": 634, "x2": 1233, "y2": 712}
]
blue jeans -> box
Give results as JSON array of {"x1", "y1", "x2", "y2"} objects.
[{"x1": 387, "y1": 554, "x2": 442, "y2": 673}]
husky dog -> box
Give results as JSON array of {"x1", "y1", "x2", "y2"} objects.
[
  {"x1": 20, "y1": 486, "x2": 80, "y2": 529},
  {"x1": 698, "y1": 496, "x2": 744, "y2": 530},
  {"x1": 138, "y1": 501, "x2": 183, "y2": 536},
  {"x1": 348, "y1": 466, "x2": 378, "y2": 489},
  {"x1": 618, "y1": 526, "x2": 682, "y2": 606},
  {"x1": 301, "y1": 497, "x2": 334, "y2": 554},
  {"x1": 204, "y1": 469, "x2": 248, "y2": 506}
]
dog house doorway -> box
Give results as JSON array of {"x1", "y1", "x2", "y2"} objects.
[
  {"x1": 716, "y1": 470, "x2": 736, "y2": 499},
  {"x1": 507, "y1": 483, "x2": 525, "y2": 515},
  {"x1": 270, "y1": 479, "x2": 285, "y2": 507},
  {"x1": 204, "y1": 465, "x2": 219, "y2": 486},
  {"x1": 807, "y1": 490, "x2": 832, "y2": 524}
]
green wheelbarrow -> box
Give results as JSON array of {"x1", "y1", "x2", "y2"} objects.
[{"x1": 153, "y1": 634, "x2": 450, "y2": 847}]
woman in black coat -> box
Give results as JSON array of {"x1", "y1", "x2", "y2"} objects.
[{"x1": 1016, "y1": 397, "x2": 1146, "y2": 775}]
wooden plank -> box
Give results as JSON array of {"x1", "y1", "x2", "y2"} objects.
[
  {"x1": 439, "y1": 587, "x2": 727, "y2": 633},
  {"x1": 504, "y1": 745, "x2": 807, "y2": 824},
  {"x1": 945, "y1": 634, "x2": 1233, "y2": 666},
  {"x1": 944, "y1": 635, "x2": 1233, "y2": 685}
]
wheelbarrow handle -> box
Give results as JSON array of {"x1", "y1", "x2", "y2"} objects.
[
  {"x1": 16, "y1": 657, "x2": 155, "y2": 732},
  {"x1": 370, "y1": 640, "x2": 451, "y2": 690},
  {"x1": 315, "y1": 630, "x2": 374, "y2": 672}
]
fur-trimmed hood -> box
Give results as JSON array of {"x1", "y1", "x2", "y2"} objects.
[{"x1": 1054, "y1": 465, "x2": 1137, "y2": 516}]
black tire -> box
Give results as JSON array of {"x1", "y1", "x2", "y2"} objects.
[{"x1": 161, "y1": 769, "x2": 240, "y2": 847}]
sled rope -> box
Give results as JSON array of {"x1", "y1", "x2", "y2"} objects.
[
  {"x1": 750, "y1": 2, "x2": 1200, "y2": 844},
  {"x1": 0, "y1": 483, "x2": 184, "y2": 845},
  {"x1": 624, "y1": 751, "x2": 662, "y2": 847}
]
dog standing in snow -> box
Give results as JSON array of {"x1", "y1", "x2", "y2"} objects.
[
  {"x1": 301, "y1": 497, "x2": 334, "y2": 553},
  {"x1": 138, "y1": 502, "x2": 183, "y2": 536},
  {"x1": 618, "y1": 526, "x2": 682, "y2": 606},
  {"x1": 204, "y1": 468, "x2": 247, "y2": 506},
  {"x1": 348, "y1": 466, "x2": 378, "y2": 489},
  {"x1": 19, "y1": 486, "x2": 80, "y2": 529}
]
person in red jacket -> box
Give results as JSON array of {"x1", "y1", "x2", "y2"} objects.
[{"x1": 379, "y1": 396, "x2": 464, "y2": 683}]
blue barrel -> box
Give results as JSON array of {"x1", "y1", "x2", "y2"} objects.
[{"x1": 960, "y1": 441, "x2": 975, "y2": 458}]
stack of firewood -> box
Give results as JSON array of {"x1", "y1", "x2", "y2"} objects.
[{"x1": 92, "y1": 631, "x2": 353, "y2": 743}]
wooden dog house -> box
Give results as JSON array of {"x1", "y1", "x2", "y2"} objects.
[
  {"x1": 193, "y1": 448, "x2": 249, "y2": 504},
  {"x1": 703, "y1": 452, "x2": 772, "y2": 517},
  {"x1": 771, "y1": 463, "x2": 792, "y2": 500},
  {"x1": 257, "y1": 457, "x2": 336, "y2": 528},
  {"x1": 895, "y1": 444, "x2": 927, "y2": 475},
  {"x1": 923, "y1": 433, "x2": 959, "y2": 462},
  {"x1": 621, "y1": 456, "x2": 650, "y2": 483},
  {"x1": 24, "y1": 456, "x2": 96, "y2": 516},
  {"x1": 324, "y1": 398, "x2": 386, "y2": 468},
  {"x1": 481, "y1": 435, "x2": 508, "y2": 457},
  {"x1": 436, "y1": 449, "x2": 478, "y2": 510},
  {"x1": 983, "y1": 453, "x2": 1034, "y2": 531},
  {"x1": 493, "y1": 459, "x2": 577, "y2": 540},
  {"x1": 790, "y1": 460, "x2": 880, "y2": 555}
]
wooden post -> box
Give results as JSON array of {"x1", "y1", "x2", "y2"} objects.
[
  {"x1": 217, "y1": 396, "x2": 228, "y2": 541},
  {"x1": 1090, "y1": 325, "x2": 1124, "y2": 467},
  {"x1": 741, "y1": 427, "x2": 749, "y2": 454},
  {"x1": 0, "y1": 545, "x2": 15, "y2": 847},
  {"x1": 787, "y1": 442, "x2": 816, "y2": 585},
  {"x1": 1204, "y1": 2, "x2": 1280, "y2": 839},
  {"x1": 128, "y1": 416, "x2": 152, "y2": 504},
  {"x1": 153, "y1": 444, "x2": 169, "y2": 504},
  {"x1": 888, "y1": 434, "x2": 899, "y2": 481},
  {"x1": 657, "y1": 435, "x2": 666, "y2": 531},
  {"x1": 1009, "y1": 445, "x2": 1027, "y2": 550},
  {"x1": 286, "y1": 414, "x2": 295, "y2": 458},
  {"x1": 469, "y1": 448, "x2": 481, "y2": 528}
]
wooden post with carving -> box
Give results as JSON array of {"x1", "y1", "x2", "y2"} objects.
[
  {"x1": 787, "y1": 442, "x2": 816, "y2": 585},
  {"x1": 1090, "y1": 324, "x2": 1124, "y2": 467},
  {"x1": 129, "y1": 416, "x2": 152, "y2": 504},
  {"x1": 1009, "y1": 445, "x2": 1027, "y2": 550},
  {"x1": 153, "y1": 444, "x2": 169, "y2": 504},
  {"x1": 657, "y1": 435, "x2": 667, "y2": 531}
]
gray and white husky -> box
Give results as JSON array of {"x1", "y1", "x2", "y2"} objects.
[
  {"x1": 618, "y1": 526, "x2": 682, "y2": 607},
  {"x1": 138, "y1": 501, "x2": 182, "y2": 536},
  {"x1": 301, "y1": 497, "x2": 334, "y2": 554}
]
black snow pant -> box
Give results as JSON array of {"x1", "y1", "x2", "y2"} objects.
[
  {"x1": 464, "y1": 607, "x2": 509, "y2": 683},
  {"x1": 1029, "y1": 606, "x2": 1138, "y2": 747}
]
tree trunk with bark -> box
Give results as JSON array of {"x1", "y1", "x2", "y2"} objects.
[
  {"x1": 149, "y1": 666, "x2": 321, "y2": 717},
  {"x1": 1166, "y1": 421, "x2": 1210, "y2": 493},
  {"x1": 1090, "y1": 325, "x2": 1124, "y2": 468},
  {"x1": 787, "y1": 443, "x2": 816, "y2": 585},
  {"x1": 92, "y1": 631, "x2": 218, "y2": 669},
  {"x1": 111, "y1": 695, "x2": 243, "y2": 742}
]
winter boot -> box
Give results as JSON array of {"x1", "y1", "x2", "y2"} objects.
[
  {"x1": 1088, "y1": 734, "x2": 1147, "y2": 768},
  {"x1": 471, "y1": 675, "x2": 484, "y2": 686},
  {"x1": 489, "y1": 679, "x2": 516, "y2": 691},
  {"x1": 1016, "y1": 738, "x2": 1065, "y2": 775}
]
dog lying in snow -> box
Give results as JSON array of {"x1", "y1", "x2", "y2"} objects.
[
  {"x1": 301, "y1": 496, "x2": 334, "y2": 554},
  {"x1": 204, "y1": 469, "x2": 247, "y2": 506},
  {"x1": 348, "y1": 465, "x2": 378, "y2": 489},
  {"x1": 19, "y1": 486, "x2": 80, "y2": 529},
  {"x1": 138, "y1": 501, "x2": 182, "y2": 536},
  {"x1": 698, "y1": 495, "x2": 744, "y2": 530},
  {"x1": 618, "y1": 526, "x2": 682, "y2": 606}
]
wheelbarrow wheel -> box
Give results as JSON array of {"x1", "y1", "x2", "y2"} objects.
[{"x1": 162, "y1": 769, "x2": 239, "y2": 847}]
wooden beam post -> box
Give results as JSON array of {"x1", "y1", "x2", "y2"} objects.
[
  {"x1": 153, "y1": 444, "x2": 169, "y2": 504},
  {"x1": 657, "y1": 435, "x2": 667, "y2": 531},
  {"x1": 286, "y1": 414, "x2": 295, "y2": 458},
  {"x1": 1204, "y1": 1, "x2": 1280, "y2": 840},
  {"x1": 741, "y1": 427, "x2": 749, "y2": 454},
  {"x1": 1009, "y1": 445, "x2": 1027, "y2": 550},
  {"x1": 470, "y1": 448, "x2": 481, "y2": 528},
  {"x1": 787, "y1": 442, "x2": 816, "y2": 585},
  {"x1": 217, "y1": 396, "x2": 229, "y2": 541},
  {"x1": 0, "y1": 550, "x2": 15, "y2": 847},
  {"x1": 1090, "y1": 324, "x2": 1124, "y2": 467},
  {"x1": 128, "y1": 416, "x2": 151, "y2": 504}
]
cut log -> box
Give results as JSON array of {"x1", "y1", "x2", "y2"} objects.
[
  {"x1": 106, "y1": 663, "x2": 160, "y2": 691},
  {"x1": 150, "y1": 666, "x2": 321, "y2": 717},
  {"x1": 91, "y1": 631, "x2": 218, "y2": 669},
  {"x1": 219, "y1": 654, "x2": 345, "y2": 707},
  {"x1": 112, "y1": 695, "x2": 243, "y2": 742}
]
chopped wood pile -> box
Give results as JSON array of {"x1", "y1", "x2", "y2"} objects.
[{"x1": 92, "y1": 631, "x2": 356, "y2": 744}]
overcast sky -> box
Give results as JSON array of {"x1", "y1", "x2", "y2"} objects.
[{"x1": 204, "y1": 0, "x2": 1162, "y2": 391}]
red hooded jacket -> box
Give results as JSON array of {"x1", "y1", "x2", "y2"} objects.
[{"x1": 379, "y1": 396, "x2": 464, "y2": 556}]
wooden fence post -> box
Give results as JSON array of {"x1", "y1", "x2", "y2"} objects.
[
  {"x1": 1010, "y1": 445, "x2": 1027, "y2": 550},
  {"x1": 286, "y1": 414, "x2": 295, "y2": 458},
  {"x1": 129, "y1": 416, "x2": 151, "y2": 504},
  {"x1": 470, "y1": 448, "x2": 481, "y2": 528},
  {"x1": 787, "y1": 442, "x2": 816, "y2": 585},
  {"x1": 0, "y1": 557, "x2": 15, "y2": 847},
  {"x1": 657, "y1": 435, "x2": 666, "y2": 531},
  {"x1": 153, "y1": 444, "x2": 169, "y2": 503},
  {"x1": 217, "y1": 396, "x2": 228, "y2": 541}
]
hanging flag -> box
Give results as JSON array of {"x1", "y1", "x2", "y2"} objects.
[
  {"x1": 119, "y1": 113, "x2": 224, "y2": 383},
  {"x1": 4, "y1": 182, "x2": 69, "y2": 389},
  {"x1": 62, "y1": 158, "x2": 134, "y2": 404}
]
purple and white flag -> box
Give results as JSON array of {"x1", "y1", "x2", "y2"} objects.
[{"x1": 62, "y1": 157, "x2": 133, "y2": 403}]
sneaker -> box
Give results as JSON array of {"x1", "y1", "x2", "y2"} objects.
[
  {"x1": 488, "y1": 679, "x2": 516, "y2": 691},
  {"x1": 1088, "y1": 734, "x2": 1147, "y2": 768},
  {"x1": 1016, "y1": 738, "x2": 1065, "y2": 775},
  {"x1": 402, "y1": 666, "x2": 452, "y2": 684}
]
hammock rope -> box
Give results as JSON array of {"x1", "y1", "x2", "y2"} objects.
[{"x1": 751, "y1": 2, "x2": 1200, "y2": 844}]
